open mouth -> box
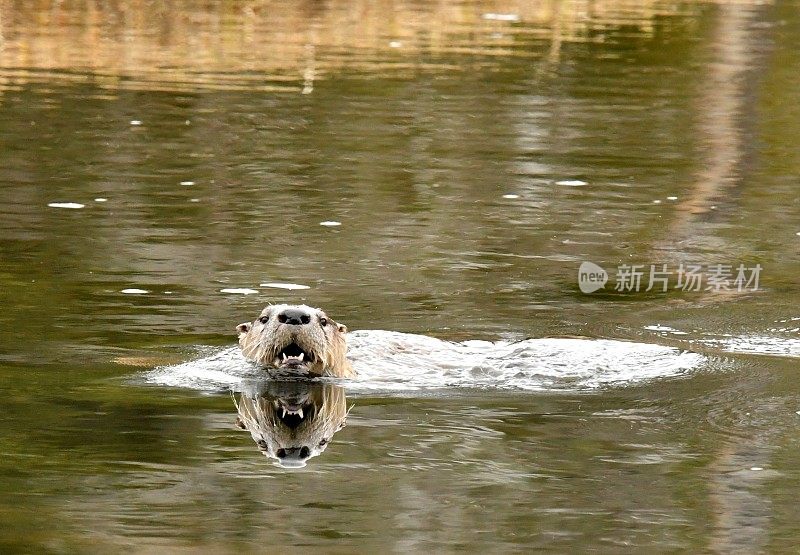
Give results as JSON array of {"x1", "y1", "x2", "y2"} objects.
[
  {"x1": 275, "y1": 343, "x2": 315, "y2": 368},
  {"x1": 274, "y1": 399, "x2": 316, "y2": 429}
]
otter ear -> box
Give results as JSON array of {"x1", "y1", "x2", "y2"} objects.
[
  {"x1": 237, "y1": 322, "x2": 251, "y2": 335},
  {"x1": 337, "y1": 323, "x2": 347, "y2": 333}
]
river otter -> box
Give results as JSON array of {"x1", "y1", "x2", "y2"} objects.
[
  {"x1": 144, "y1": 305, "x2": 705, "y2": 391},
  {"x1": 236, "y1": 304, "x2": 355, "y2": 378}
]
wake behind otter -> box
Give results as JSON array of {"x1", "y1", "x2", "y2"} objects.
[{"x1": 144, "y1": 330, "x2": 703, "y2": 393}]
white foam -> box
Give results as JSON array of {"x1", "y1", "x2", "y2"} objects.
[
  {"x1": 320, "y1": 221, "x2": 342, "y2": 227},
  {"x1": 144, "y1": 331, "x2": 704, "y2": 394},
  {"x1": 48, "y1": 202, "x2": 85, "y2": 209},
  {"x1": 699, "y1": 335, "x2": 800, "y2": 358},
  {"x1": 121, "y1": 288, "x2": 148, "y2": 294},
  {"x1": 644, "y1": 325, "x2": 687, "y2": 335},
  {"x1": 347, "y1": 331, "x2": 702, "y2": 393},
  {"x1": 259, "y1": 283, "x2": 310, "y2": 290},
  {"x1": 145, "y1": 348, "x2": 259, "y2": 390},
  {"x1": 220, "y1": 288, "x2": 259, "y2": 295},
  {"x1": 555, "y1": 180, "x2": 587, "y2": 187}
]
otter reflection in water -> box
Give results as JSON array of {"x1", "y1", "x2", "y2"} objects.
[{"x1": 233, "y1": 380, "x2": 349, "y2": 468}]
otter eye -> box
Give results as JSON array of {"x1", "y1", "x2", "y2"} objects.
[
  {"x1": 319, "y1": 317, "x2": 328, "y2": 327},
  {"x1": 258, "y1": 315, "x2": 269, "y2": 324}
]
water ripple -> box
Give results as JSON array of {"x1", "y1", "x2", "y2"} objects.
[{"x1": 144, "y1": 330, "x2": 704, "y2": 394}]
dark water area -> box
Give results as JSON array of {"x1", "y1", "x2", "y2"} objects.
[{"x1": 1, "y1": 1, "x2": 799, "y2": 552}]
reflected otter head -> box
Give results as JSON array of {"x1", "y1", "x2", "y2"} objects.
[
  {"x1": 236, "y1": 304, "x2": 354, "y2": 378},
  {"x1": 233, "y1": 380, "x2": 349, "y2": 468}
]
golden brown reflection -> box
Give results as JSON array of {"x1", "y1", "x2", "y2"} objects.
[
  {"x1": 233, "y1": 380, "x2": 349, "y2": 468},
  {"x1": 0, "y1": 0, "x2": 721, "y2": 93},
  {"x1": 660, "y1": 3, "x2": 772, "y2": 262}
]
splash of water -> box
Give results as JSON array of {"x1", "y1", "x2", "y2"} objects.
[{"x1": 144, "y1": 330, "x2": 704, "y2": 394}]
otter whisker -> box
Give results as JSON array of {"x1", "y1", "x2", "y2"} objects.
[{"x1": 236, "y1": 304, "x2": 355, "y2": 378}]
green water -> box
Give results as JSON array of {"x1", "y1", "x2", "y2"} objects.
[{"x1": 1, "y1": 1, "x2": 799, "y2": 552}]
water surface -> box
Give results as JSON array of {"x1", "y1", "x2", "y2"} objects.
[{"x1": 1, "y1": 1, "x2": 799, "y2": 552}]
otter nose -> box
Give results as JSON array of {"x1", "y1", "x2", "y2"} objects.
[
  {"x1": 277, "y1": 308, "x2": 311, "y2": 326},
  {"x1": 276, "y1": 447, "x2": 312, "y2": 468},
  {"x1": 276, "y1": 446, "x2": 311, "y2": 459}
]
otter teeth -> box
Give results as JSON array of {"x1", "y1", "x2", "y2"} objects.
[
  {"x1": 280, "y1": 407, "x2": 304, "y2": 418},
  {"x1": 280, "y1": 352, "x2": 305, "y2": 362}
]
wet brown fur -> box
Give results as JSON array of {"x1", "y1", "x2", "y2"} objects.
[{"x1": 236, "y1": 304, "x2": 354, "y2": 378}]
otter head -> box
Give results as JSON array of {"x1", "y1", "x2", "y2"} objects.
[
  {"x1": 234, "y1": 381, "x2": 349, "y2": 468},
  {"x1": 236, "y1": 304, "x2": 353, "y2": 378}
]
